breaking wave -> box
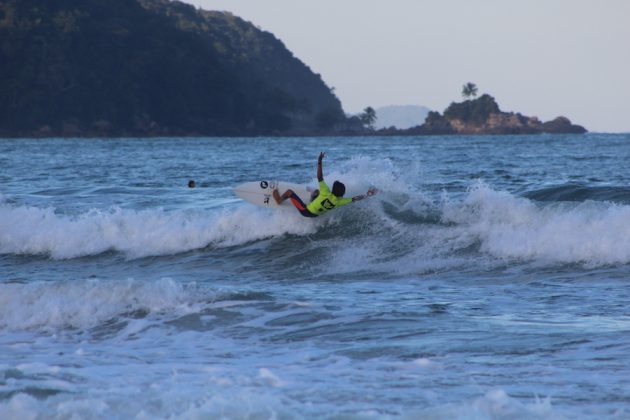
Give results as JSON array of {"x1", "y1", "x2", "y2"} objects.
[{"x1": 2, "y1": 158, "x2": 630, "y2": 267}]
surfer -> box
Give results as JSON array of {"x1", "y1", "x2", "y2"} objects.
[{"x1": 273, "y1": 152, "x2": 376, "y2": 217}]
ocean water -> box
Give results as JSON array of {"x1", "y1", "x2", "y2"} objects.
[{"x1": 1, "y1": 134, "x2": 630, "y2": 419}]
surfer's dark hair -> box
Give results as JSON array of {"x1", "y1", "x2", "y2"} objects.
[{"x1": 332, "y1": 181, "x2": 345, "y2": 197}]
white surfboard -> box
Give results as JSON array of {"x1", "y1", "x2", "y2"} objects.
[{"x1": 233, "y1": 180, "x2": 314, "y2": 209}]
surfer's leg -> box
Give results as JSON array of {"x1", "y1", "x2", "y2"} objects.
[
  {"x1": 275, "y1": 189, "x2": 316, "y2": 217},
  {"x1": 273, "y1": 189, "x2": 293, "y2": 204},
  {"x1": 287, "y1": 192, "x2": 317, "y2": 217},
  {"x1": 273, "y1": 189, "x2": 282, "y2": 204}
]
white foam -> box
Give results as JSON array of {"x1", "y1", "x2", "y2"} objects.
[
  {"x1": 412, "y1": 389, "x2": 559, "y2": 420},
  {"x1": 326, "y1": 155, "x2": 416, "y2": 197},
  {"x1": 320, "y1": 178, "x2": 630, "y2": 274},
  {"x1": 0, "y1": 388, "x2": 568, "y2": 420},
  {"x1": 442, "y1": 183, "x2": 630, "y2": 266},
  {"x1": 0, "y1": 278, "x2": 207, "y2": 331},
  {"x1": 0, "y1": 202, "x2": 317, "y2": 259},
  {"x1": 0, "y1": 394, "x2": 40, "y2": 420},
  {"x1": 4, "y1": 169, "x2": 630, "y2": 268},
  {"x1": 258, "y1": 367, "x2": 286, "y2": 388},
  {"x1": 0, "y1": 388, "x2": 297, "y2": 420},
  {"x1": 411, "y1": 358, "x2": 439, "y2": 369}
]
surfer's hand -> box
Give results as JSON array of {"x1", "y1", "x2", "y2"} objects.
[
  {"x1": 367, "y1": 188, "x2": 377, "y2": 197},
  {"x1": 318, "y1": 152, "x2": 325, "y2": 162}
]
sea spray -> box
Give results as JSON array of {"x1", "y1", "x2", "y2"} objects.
[
  {"x1": 442, "y1": 183, "x2": 630, "y2": 265},
  {"x1": 0, "y1": 202, "x2": 318, "y2": 259},
  {"x1": 0, "y1": 278, "x2": 210, "y2": 331},
  {"x1": 4, "y1": 178, "x2": 630, "y2": 267}
]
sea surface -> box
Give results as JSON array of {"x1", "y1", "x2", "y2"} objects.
[{"x1": 1, "y1": 134, "x2": 630, "y2": 419}]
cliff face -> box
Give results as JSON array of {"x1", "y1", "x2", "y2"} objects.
[
  {"x1": 0, "y1": 0, "x2": 345, "y2": 137},
  {"x1": 414, "y1": 95, "x2": 586, "y2": 135}
]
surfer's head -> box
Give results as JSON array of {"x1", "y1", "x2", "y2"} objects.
[
  {"x1": 188, "y1": 180, "x2": 196, "y2": 188},
  {"x1": 332, "y1": 181, "x2": 345, "y2": 197}
]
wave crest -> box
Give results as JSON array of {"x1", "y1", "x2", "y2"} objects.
[
  {"x1": 3, "y1": 176, "x2": 630, "y2": 267},
  {"x1": 0, "y1": 278, "x2": 204, "y2": 331},
  {"x1": 443, "y1": 183, "x2": 630, "y2": 265},
  {"x1": 0, "y1": 203, "x2": 318, "y2": 259}
]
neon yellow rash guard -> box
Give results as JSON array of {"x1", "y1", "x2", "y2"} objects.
[{"x1": 306, "y1": 181, "x2": 352, "y2": 216}]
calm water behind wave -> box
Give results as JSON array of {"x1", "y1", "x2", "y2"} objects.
[{"x1": 1, "y1": 134, "x2": 630, "y2": 419}]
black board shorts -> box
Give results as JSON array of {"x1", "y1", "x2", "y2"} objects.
[{"x1": 289, "y1": 192, "x2": 317, "y2": 218}]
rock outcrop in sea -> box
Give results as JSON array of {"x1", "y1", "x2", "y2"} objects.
[{"x1": 381, "y1": 94, "x2": 586, "y2": 136}]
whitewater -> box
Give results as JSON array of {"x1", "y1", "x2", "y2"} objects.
[{"x1": 1, "y1": 135, "x2": 629, "y2": 419}]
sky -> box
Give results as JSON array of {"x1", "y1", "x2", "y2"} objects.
[{"x1": 187, "y1": 0, "x2": 630, "y2": 132}]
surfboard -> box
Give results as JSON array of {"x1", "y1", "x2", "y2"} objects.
[{"x1": 233, "y1": 180, "x2": 314, "y2": 209}]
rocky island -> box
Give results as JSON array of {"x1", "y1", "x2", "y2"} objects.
[{"x1": 374, "y1": 94, "x2": 586, "y2": 136}]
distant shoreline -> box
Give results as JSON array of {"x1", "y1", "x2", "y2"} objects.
[
  {"x1": 2, "y1": 132, "x2": 614, "y2": 142},
  {"x1": 0, "y1": 94, "x2": 587, "y2": 139}
]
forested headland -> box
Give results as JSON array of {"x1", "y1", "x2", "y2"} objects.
[{"x1": 0, "y1": 0, "x2": 348, "y2": 137}]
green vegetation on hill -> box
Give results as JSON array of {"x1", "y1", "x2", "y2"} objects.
[
  {"x1": 0, "y1": 0, "x2": 345, "y2": 137},
  {"x1": 443, "y1": 94, "x2": 501, "y2": 124}
]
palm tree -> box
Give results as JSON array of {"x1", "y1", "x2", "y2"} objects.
[
  {"x1": 462, "y1": 82, "x2": 478, "y2": 100},
  {"x1": 360, "y1": 106, "x2": 377, "y2": 130}
]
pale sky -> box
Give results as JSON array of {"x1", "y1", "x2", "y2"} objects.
[{"x1": 187, "y1": 0, "x2": 630, "y2": 132}]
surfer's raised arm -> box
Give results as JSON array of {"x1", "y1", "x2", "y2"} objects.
[{"x1": 317, "y1": 151, "x2": 325, "y2": 182}]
